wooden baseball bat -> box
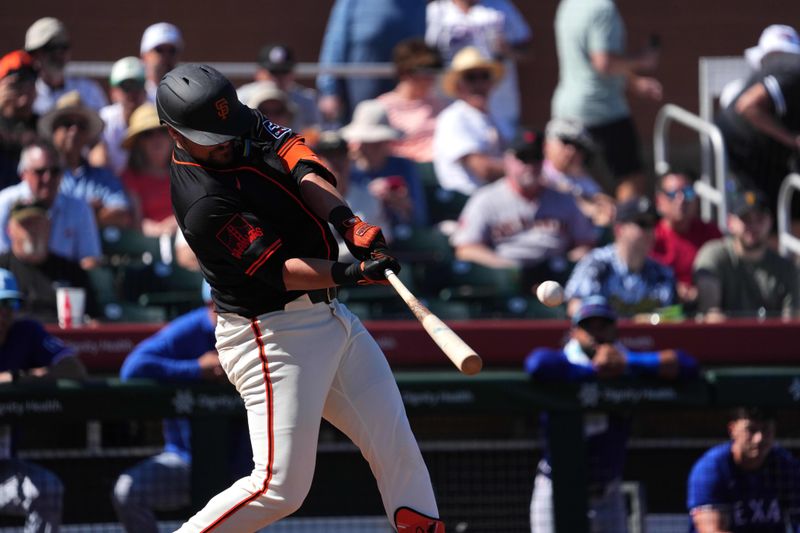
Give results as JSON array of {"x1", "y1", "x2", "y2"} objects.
[{"x1": 384, "y1": 269, "x2": 482, "y2": 375}]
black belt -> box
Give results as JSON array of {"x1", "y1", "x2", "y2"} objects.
[{"x1": 307, "y1": 287, "x2": 337, "y2": 304}]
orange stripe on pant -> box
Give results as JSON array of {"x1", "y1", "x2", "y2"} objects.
[{"x1": 196, "y1": 320, "x2": 275, "y2": 533}]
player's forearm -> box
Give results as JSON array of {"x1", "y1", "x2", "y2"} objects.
[{"x1": 299, "y1": 172, "x2": 349, "y2": 221}]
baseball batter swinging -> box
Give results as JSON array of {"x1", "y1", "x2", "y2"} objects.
[{"x1": 156, "y1": 64, "x2": 443, "y2": 532}]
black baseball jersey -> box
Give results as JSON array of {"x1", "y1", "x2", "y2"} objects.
[{"x1": 170, "y1": 116, "x2": 338, "y2": 317}]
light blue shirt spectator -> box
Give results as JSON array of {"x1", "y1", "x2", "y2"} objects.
[
  {"x1": 60, "y1": 160, "x2": 130, "y2": 211},
  {"x1": 0, "y1": 181, "x2": 101, "y2": 263},
  {"x1": 565, "y1": 243, "x2": 676, "y2": 317}
]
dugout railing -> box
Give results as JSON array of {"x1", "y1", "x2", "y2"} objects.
[{"x1": 3, "y1": 369, "x2": 800, "y2": 532}]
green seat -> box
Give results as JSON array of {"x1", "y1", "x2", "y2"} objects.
[
  {"x1": 423, "y1": 299, "x2": 472, "y2": 320},
  {"x1": 86, "y1": 266, "x2": 117, "y2": 307},
  {"x1": 439, "y1": 262, "x2": 523, "y2": 301},
  {"x1": 425, "y1": 185, "x2": 469, "y2": 224},
  {"x1": 101, "y1": 227, "x2": 166, "y2": 265},
  {"x1": 122, "y1": 263, "x2": 204, "y2": 318},
  {"x1": 391, "y1": 225, "x2": 453, "y2": 263}
]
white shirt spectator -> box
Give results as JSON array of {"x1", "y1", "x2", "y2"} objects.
[
  {"x1": 0, "y1": 181, "x2": 101, "y2": 263},
  {"x1": 433, "y1": 99, "x2": 503, "y2": 195}
]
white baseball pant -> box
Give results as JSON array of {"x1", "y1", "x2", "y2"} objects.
[{"x1": 175, "y1": 296, "x2": 438, "y2": 532}]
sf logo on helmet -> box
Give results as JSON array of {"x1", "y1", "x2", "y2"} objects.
[{"x1": 215, "y1": 97, "x2": 230, "y2": 120}]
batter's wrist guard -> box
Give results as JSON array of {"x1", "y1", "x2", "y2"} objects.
[
  {"x1": 329, "y1": 205, "x2": 388, "y2": 261},
  {"x1": 331, "y1": 256, "x2": 400, "y2": 287}
]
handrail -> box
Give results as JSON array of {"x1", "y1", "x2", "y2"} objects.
[
  {"x1": 653, "y1": 104, "x2": 728, "y2": 233},
  {"x1": 777, "y1": 173, "x2": 800, "y2": 258},
  {"x1": 66, "y1": 61, "x2": 396, "y2": 80}
]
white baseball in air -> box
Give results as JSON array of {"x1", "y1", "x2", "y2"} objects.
[{"x1": 536, "y1": 280, "x2": 565, "y2": 307}]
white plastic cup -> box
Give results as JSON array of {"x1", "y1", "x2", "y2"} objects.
[{"x1": 56, "y1": 287, "x2": 86, "y2": 328}]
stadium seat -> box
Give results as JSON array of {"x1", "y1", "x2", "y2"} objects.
[
  {"x1": 101, "y1": 226, "x2": 167, "y2": 265},
  {"x1": 391, "y1": 225, "x2": 454, "y2": 263},
  {"x1": 439, "y1": 262, "x2": 523, "y2": 300},
  {"x1": 103, "y1": 302, "x2": 167, "y2": 323},
  {"x1": 425, "y1": 186, "x2": 470, "y2": 224},
  {"x1": 121, "y1": 263, "x2": 204, "y2": 318}
]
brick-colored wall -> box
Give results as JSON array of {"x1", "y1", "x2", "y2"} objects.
[{"x1": 1, "y1": 1, "x2": 798, "y2": 135}]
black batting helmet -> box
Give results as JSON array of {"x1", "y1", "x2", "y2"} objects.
[{"x1": 156, "y1": 64, "x2": 251, "y2": 146}]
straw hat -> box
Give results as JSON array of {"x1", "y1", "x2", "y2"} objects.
[
  {"x1": 441, "y1": 46, "x2": 504, "y2": 97},
  {"x1": 339, "y1": 99, "x2": 404, "y2": 143},
  {"x1": 122, "y1": 103, "x2": 165, "y2": 149},
  {"x1": 38, "y1": 91, "x2": 105, "y2": 140}
]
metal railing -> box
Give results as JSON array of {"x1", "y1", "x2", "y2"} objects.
[
  {"x1": 66, "y1": 61, "x2": 396, "y2": 80},
  {"x1": 653, "y1": 104, "x2": 728, "y2": 233},
  {"x1": 778, "y1": 173, "x2": 800, "y2": 258}
]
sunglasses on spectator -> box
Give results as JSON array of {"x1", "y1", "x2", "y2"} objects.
[
  {"x1": 153, "y1": 45, "x2": 178, "y2": 56},
  {"x1": 29, "y1": 166, "x2": 62, "y2": 177},
  {"x1": 661, "y1": 185, "x2": 696, "y2": 201},
  {"x1": 462, "y1": 69, "x2": 492, "y2": 83},
  {"x1": 0, "y1": 299, "x2": 17, "y2": 310},
  {"x1": 41, "y1": 42, "x2": 70, "y2": 53},
  {"x1": 53, "y1": 117, "x2": 88, "y2": 131}
]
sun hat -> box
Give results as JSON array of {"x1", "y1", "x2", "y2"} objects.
[
  {"x1": 441, "y1": 46, "x2": 504, "y2": 97},
  {"x1": 38, "y1": 91, "x2": 105, "y2": 140},
  {"x1": 339, "y1": 99, "x2": 404, "y2": 143},
  {"x1": 122, "y1": 103, "x2": 165, "y2": 149}
]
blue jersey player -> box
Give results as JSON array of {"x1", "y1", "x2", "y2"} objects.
[
  {"x1": 688, "y1": 407, "x2": 800, "y2": 532},
  {"x1": 525, "y1": 295, "x2": 698, "y2": 533}
]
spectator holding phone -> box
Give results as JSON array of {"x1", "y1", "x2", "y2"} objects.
[{"x1": 340, "y1": 99, "x2": 429, "y2": 230}]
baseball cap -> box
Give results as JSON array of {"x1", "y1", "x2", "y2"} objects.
[
  {"x1": 24, "y1": 17, "x2": 69, "y2": 52},
  {"x1": 545, "y1": 117, "x2": 597, "y2": 154},
  {"x1": 745, "y1": 24, "x2": 800, "y2": 68},
  {"x1": 157, "y1": 63, "x2": 251, "y2": 146},
  {"x1": 110, "y1": 56, "x2": 145, "y2": 87},
  {"x1": 729, "y1": 188, "x2": 770, "y2": 216},
  {"x1": 572, "y1": 296, "x2": 617, "y2": 326},
  {"x1": 258, "y1": 44, "x2": 295, "y2": 73},
  {"x1": 616, "y1": 197, "x2": 659, "y2": 225},
  {"x1": 508, "y1": 128, "x2": 544, "y2": 164},
  {"x1": 140, "y1": 22, "x2": 183, "y2": 55},
  {"x1": 0, "y1": 50, "x2": 36, "y2": 80}
]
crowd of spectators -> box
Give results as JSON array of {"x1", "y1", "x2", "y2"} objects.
[
  {"x1": 0, "y1": 4, "x2": 799, "y2": 531},
  {"x1": 0, "y1": 5, "x2": 795, "y2": 328}
]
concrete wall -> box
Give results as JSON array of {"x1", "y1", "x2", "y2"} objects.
[{"x1": 1, "y1": 0, "x2": 798, "y2": 136}]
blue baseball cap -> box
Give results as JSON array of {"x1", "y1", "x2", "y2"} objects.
[
  {"x1": 0, "y1": 268, "x2": 23, "y2": 304},
  {"x1": 572, "y1": 296, "x2": 616, "y2": 326}
]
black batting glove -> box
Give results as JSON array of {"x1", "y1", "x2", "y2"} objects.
[{"x1": 331, "y1": 255, "x2": 401, "y2": 287}]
